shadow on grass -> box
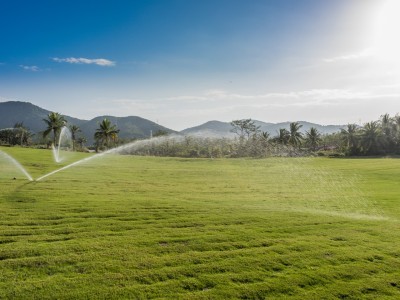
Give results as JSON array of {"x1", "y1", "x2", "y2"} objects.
[{"x1": 5, "y1": 181, "x2": 37, "y2": 203}]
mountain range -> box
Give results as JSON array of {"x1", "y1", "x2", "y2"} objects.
[
  {"x1": 0, "y1": 101, "x2": 175, "y2": 144},
  {"x1": 0, "y1": 101, "x2": 344, "y2": 144},
  {"x1": 182, "y1": 120, "x2": 343, "y2": 136}
]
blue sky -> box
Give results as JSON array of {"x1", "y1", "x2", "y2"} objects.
[{"x1": 1, "y1": 0, "x2": 399, "y2": 130}]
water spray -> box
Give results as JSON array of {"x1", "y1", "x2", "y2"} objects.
[
  {"x1": 52, "y1": 126, "x2": 72, "y2": 163},
  {"x1": 35, "y1": 134, "x2": 187, "y2": 181},
  {"x1": 37, "y1": 132, "x2": 239, "y2": 181},
  {"x1": 0, "y1": 150, "x2": 33, "y2": 181}
]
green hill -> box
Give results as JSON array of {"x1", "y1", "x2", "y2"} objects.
[
  {"x1": 0, "y1": 101, "x2": 344, "y2": 145},
  {"x1": 0, "y1": 101, "x2": 175, "y2": 144},
  {"x1": 80, "y1": 115, "x2": 174, "y2": 144},
  {"x1": 0, "y1": 101, "x2": 85, "y2": 133}
]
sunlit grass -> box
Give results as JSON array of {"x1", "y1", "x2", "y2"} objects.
[{"x1": 1, "y1": 146, "x2": 400, "y2": 299}]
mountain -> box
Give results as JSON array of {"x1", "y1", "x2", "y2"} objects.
[
  {"x1": 0, "y1": 101, "x2": 86, "y2": 133},
  {"x1": 181, "y1": 120, "x2": 344, "y2": 136},
  {"x1": 181, "y1": 120, "x2": 236, "y2": 136},
  {"x1": 80, "y1": 116, "x2": 173, "y2": 144},
  {"x1": 258, "y1": 121, "x2": 344, "y2": 135},
  {"x1": 0, "y1": 101, "x2": 345, "y2": 145},
  {"x1": 0, "y1": 101, "x2": 175, "y2": 144}
]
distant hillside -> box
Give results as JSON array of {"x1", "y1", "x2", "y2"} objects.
[
  {"x1": 0, "y1": 101, "x2": 175, "y2": 144},
  {"x1": 181, "y1": 121, "x2": 235, "y2": 136},
  {"x1": 181, "y1": 120, "x2": 344, "y2": 136},
  {"x1": 80, "y1": 116, "x2": 174, "y2": 144},
  {"x1": 0, "y1": 101, "x2": 344, "y2": 145},
  {"x1": 259, "y1": 121, "x2": 344, "y2": 135},
  {"x1": 0, "y1": 101, "x2": 86, "y2": 133}
]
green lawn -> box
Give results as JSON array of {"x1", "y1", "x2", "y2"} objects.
[{"x1": 1, "y1": 146, "x2": 400, "y2": 299}]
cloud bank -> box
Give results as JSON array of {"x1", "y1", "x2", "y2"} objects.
[
  {"x1": 323, "y1": 48, "x2": 374, "y2": 63},
  {"x1": 19, "y1": 65, "x2": 40, "y2": 71},
  {"x1": 52, "y1": 57, "x2": 115, "y2": 66}
]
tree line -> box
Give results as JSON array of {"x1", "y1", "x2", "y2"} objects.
[
  {"x1": 1, "y1": 112, "x2": 400, "y2": 157},
  {"x1": 114, "y1": 114, "x2": 400, "y2": 158},
  {"x1": 0, "y1": 112, "x2": 119, "y2": 152}
]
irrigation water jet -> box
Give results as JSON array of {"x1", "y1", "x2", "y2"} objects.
[
  {"x1": 52, "y1": 126, "x2": 72, "y2": 163},
  {"x1": 37, "y1": 131, "x2": 291, "y2": 180},
  {"x1": 36, "y1": 147, "x2": 116, "y2": 181},
  {"x1": 0, "y1": 150, "x2": 33, "y2": 181},
  {"x1": 35, "y1": 134, "x2": 186, "y2": 181}
]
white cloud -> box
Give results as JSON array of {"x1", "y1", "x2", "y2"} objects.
[
  {"x1": 52, "y1": 57, "x2": 115, "y2": 67},
  {"x1": 94, "y1": 88, "x2": 400, "y2": 113},
  {"x1": 71, "y1": 87, "x2": 400, "y2": 130},
  {"x1": 164, "y1": 89, "x2": 376, "y2": 103},
  {"x1": 19, "y1": 65, "x2": 40, "y2": 72},
  {"x1": 0, "y1": 96, "x2": 15, "y2": 102},
  {"x1": 275, "y1": 89, "x2": 369, "y2": 100},
  {"x1": 323, "y1": 48, "x2": 375, "y2": 63}
]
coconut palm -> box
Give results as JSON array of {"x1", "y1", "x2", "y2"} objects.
[
  {"x1": 288, "y1": 122, "x2": 303, "y2": 148},
  {"x1": 340, "y1": 124, "x2": 359, "y2": 154},
  {"x1": 69, "y1": 125, "x2": 81, "y2": 151},
  {"x1": 76, "y1": 137, "x2": 87, "y2": 150},
  {"x1": 275, "y1": 128, "x2": 290, "y2": 145},
  {"x1": 94, "y1": 118, "x2": 119, "y2": 150},
  {"x1": 13, "y1": 122, "x2": 29, "y2": 146},
  {"x1": 361, "y1": 121, "x2": 382, "y2": 155},
  {"x1": 305, "y1": 127, "x2": 321, "y2": 151},
  {"x1": 379, "y1": 113, "x2": 395, "y2": 151},
  {"x1": 261, "y1": 131, "x2": 270, "y2": 141},
  {"x1": 43, "y1": 112, "x2": 67, "y2": 146},
  {"x1": 380, "y1": 113, "x2": 392, "y2": 132}
]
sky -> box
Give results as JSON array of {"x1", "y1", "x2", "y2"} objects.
[{"x1": 1, "y1": 0, "x2": 399, "y2": 130}]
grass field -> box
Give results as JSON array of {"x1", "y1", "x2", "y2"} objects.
[{"x1": 1, "y1": 146, "x2": 400, "y2": 299}]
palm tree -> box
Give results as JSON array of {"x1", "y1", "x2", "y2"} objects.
[
  {"x1": 379, "y1": 113, "x2": 394, "y2": 152},
  {"x1": 288, "y1": 122, "x2": 303, "y2": 148},
  {"x1": 76, "y1": 137, "x2": 87, "y2": 150},
  {"x1": 275, "y1": 128, "x2": 290, "y2": 145},
  {"x1": 13, "y1": 122, "x2": 29, "y2": 146},
  {"x1": 43, "y1": 112, "x2": 66, "y2": 146},
  {"x1": 392, "y1": 114, "x2": 400, "y2": 150},
  {"x1": 305, "y1": 127, "x2": 321, "y2": 151},
  {"x1": 261, "y1": 131, "x2": 270, "y2": 141},
  {"x1": 94, "y1": 118, "x2": 119, "y2": 150},
  {"x1": 361, "y1": 121, "x2": 382, "y2": 155},
  {"x1": 380, "y1": 113, "x2": 392, "y2": 132},
  {"x1": 69, "y1": 125, "x2": 81, "y2": 151},
  {"x1": 340, "y1": 124, "x2": 359, "y2": 154}
]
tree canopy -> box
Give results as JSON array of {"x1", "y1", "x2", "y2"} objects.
[
  {"x1": 42, "y1": 112, "x2": 67, "y2": 146},
  {"x1": 94, "y1": 118, "x2": 120, "y2": 150}
]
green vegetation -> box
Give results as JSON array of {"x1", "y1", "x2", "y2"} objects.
[
  {"x1": 3, "y1": 107, "x2": 400, "y2": 159},
  {"x1": 69, "y1": 125, "x2": 81, "y2": 151},
  {"x1": 94, "y1": 118, "x2": 120, "y2": 150},
  {"x1": 1, "y1": 146, "x2": 400, "y2": 298},
  {"x1": 0, "y1": 101, "x2": 174, "y2": 145},
  {"x1": 0, "y1": 123, "x2": 33, "y2": 146},
  {"x1": 42, "y1": 112, "x2": 67, "y2": 146},
  {"x1": 227, "y1": 114, "x2": 400, "y2": 157}
]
